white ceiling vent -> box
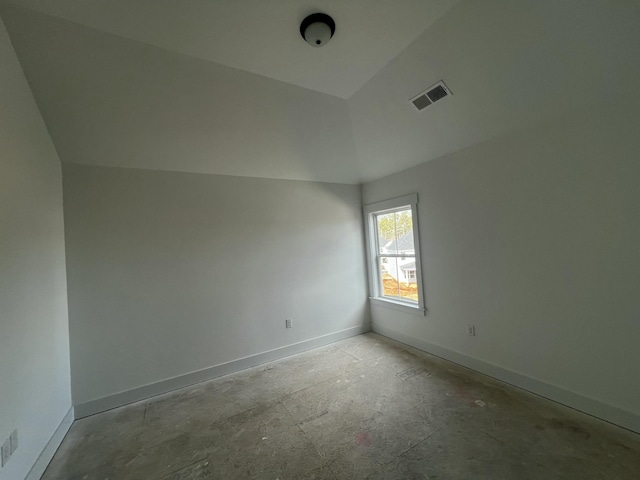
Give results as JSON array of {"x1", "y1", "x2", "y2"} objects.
[{"x1": 410, "y1": 80, "x2": 452, "y2": 111}]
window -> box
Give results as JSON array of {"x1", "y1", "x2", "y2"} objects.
[{"x1": 363, "y1": 194, "x2": 425, "y2": 314}]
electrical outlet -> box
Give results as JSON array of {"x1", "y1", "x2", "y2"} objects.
[
  {"x1": 285, "y1": 318, "x2": 292, "y2": 329},
  {"x1": 1, "y1": 437, "x2": 10, "y2": 467},
  {"x1": 9, "y1": 429, "x2": 17, "y2": 455},
  {"x1": 467, "y1": 324, "x2": 476, "y2": 336}
]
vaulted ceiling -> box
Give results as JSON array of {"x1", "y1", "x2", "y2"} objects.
[
  {"x1": 2, "y1": 0, "x2": 639, "y2": 183},
  {"x1": 0, "y1": 0, "x2": 459, "y2": 99}
]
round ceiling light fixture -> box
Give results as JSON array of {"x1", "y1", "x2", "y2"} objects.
[{"x1": 300, "y1": 13, "x2": 335, "y2": 48}]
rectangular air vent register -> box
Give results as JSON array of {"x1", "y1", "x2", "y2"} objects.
[{"x1": 410, "y1": 80, "x2": 452, "y2": 111}]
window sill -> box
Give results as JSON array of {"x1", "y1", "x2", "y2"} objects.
[{"x1": 369, "y1": 297, "x2": 426, "y2": 316}]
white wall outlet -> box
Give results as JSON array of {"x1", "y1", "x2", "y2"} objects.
[
  {"x1": 285, "y1": 318, "x2": 292, "y2": 329},
  {"x1": 1, "y1": 437, "x2": 10, "y2": 467},
  {"x1": 9, "y1": 429, "x2": 17, "y2": 455},
  {"x1": 467, "y1": 324, "x2": 476, "y2": 336}
]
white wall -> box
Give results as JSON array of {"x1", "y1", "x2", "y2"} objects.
[
  {"x1": 362, "y1": 102, "x2": 640, "y2": 432},
  {"x1": 0, "y1": 15, "x2": 72, "y2": 480},
  {"x1": 62, "y1": 164, "x2": 369, "y2": 409}
]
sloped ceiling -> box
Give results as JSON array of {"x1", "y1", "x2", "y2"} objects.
[
  {"x1": 0, "y1": 0, "x2": 459, "y2": 99},
  {"x1": 1, "y1": 7, "x2": 362, "y2": 184},
  {"x1": 349, "y1": 0, "x2": 640, "y2": 181},
  {"x1": 2, "y1": 0, "x2": 639, "y2": 184}
]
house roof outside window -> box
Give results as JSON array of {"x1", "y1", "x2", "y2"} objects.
[{"x1": 382, "y1": 231, "x2": 414, "y2": 255}]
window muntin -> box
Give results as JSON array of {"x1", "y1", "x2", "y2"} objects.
[{"x1": 364, "y1": 194, "x2": 425, "y2": 314}]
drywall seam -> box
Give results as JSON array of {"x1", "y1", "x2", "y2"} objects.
[
  {"x1": 75, "y1": 324, "x2": 370, "y2": 418},
  {"x1": 373, "y1": 323, "x2": 640, "y2": 434},
  {"x1": 24, "y1": 407, "x2": 74, "y2": 480}
]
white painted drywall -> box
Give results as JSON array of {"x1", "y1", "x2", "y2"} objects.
[
  {"x1": 349, "y1": 0, "x2": 640, "y2": 182},
  {"x1": 362, "y1": 101, "x2": 640, "y2": 427},
  {"x1": 62, "y1": 164, "x2": 369, "y2": 406},
  {"x1": 6, "y1": 2, "x2": 640, "y2": 186},
  {"x1": 0, "y1": 15, "x2": 72, "y2": 480},
  {"x1": 0, "y1": 5, "x2": 360, "y2": 184},
  {"x1": 0, "y1": 0, "x2": 459, "y2": 98}
]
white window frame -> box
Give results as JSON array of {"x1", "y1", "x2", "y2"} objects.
[{"x1": 363, "y1": 194, "x2": 426, "y2": 316}]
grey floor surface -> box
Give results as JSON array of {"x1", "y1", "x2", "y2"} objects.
[{"x1": 43, "y1": 333, "x2": 640, "y2": 479}]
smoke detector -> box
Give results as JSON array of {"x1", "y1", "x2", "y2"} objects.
[
  {"x1": 410, "y1": 81, "x2": 452, "y2": 111},
  {"x1": 300, "y1": 13, "x2": 336, "y2": 48}
]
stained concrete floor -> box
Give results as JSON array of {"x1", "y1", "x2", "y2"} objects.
[{"x1": 44, "y1": 333, "x2": 640, "y2": 480}]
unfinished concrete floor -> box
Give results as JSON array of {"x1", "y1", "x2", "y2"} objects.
[{"x1": 44, "y1": 333, "x2": 640, "y2": 479}]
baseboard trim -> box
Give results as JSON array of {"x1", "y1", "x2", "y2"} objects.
[
  {"x1": 25, "y1": 407, "x2": 74, "y2": 480},
  {"x1": 75, "y1": 324, "x2": 371, "y2": 418},
  {"x1": 373, "y1": 323, "x2": 640, "y2": 434}
]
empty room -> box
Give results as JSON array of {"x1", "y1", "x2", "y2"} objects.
[{"x1": 1, "y1": 0, "x2": 639, "y2": 479}]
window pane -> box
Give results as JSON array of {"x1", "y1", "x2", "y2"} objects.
[
  {"x1": 375, "y1": 212, "x2": 396, "y2": 254},
  {"x1": 367, "y1": 194, "x2": 423, "y2": 309},
  {"x1": 379, "y1": 256, "x2": 418, "y2": 303},
  {"x1": 376, "y1": 208, "x2": 414, "y2": 257},
  {"x1": 393, "y1": 209, "x2": 414, "y2": 256}
]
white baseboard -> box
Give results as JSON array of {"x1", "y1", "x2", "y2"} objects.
[
  {"x1": 75, "y1": 324, "x2": 371, "y2": 418},
  {"x1": 373, "y1": 323, "x2": 640, "y2": 434},
  {"x1": 25, "y1": 407, "x2": 74, "y2": 480}
]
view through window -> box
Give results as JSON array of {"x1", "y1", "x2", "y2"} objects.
[
  {"x1": 374, "y1": 207, "x2": 418, "y2": 303},
  {"x1": 364, "y1": 194, "x2": 424, "y2": 313}
]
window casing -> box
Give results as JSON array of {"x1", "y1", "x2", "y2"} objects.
[{"x1": 363, "y1": 194, "x2": 426, "y2": 315}]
